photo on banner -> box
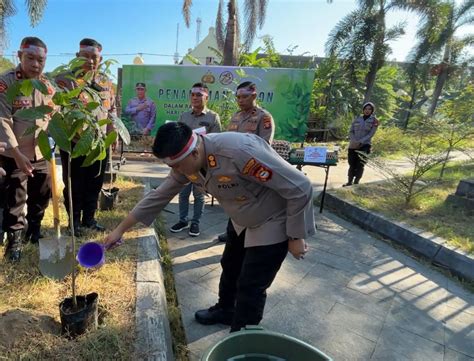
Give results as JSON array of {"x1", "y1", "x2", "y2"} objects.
[{"x1": 120, "y1": 65, "x2": 314, "y2": 152}]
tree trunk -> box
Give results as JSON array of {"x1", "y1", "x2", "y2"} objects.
[
  {"x1": 428, "y1": 43, "x2": 451, "y2": 117},
  {"x1": 403, "y1": 84, "x2": 417, "y2": 130},
  {"x1": 223, "y1": 0, "x2": 238, "y2": 66},
  {"x1": 67, "y1": 153, "x2": 78, "y2": 309},
  {"x1": 364, "y1": 8, "x2": 386, "y2": 103},
  {"x1": 439, "y1": 130, "x2": 454, "y2": 180}
]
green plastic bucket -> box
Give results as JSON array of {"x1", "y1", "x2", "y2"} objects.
[{"x1": 201, "y1": 327, "x2": 332, "y2": 361}]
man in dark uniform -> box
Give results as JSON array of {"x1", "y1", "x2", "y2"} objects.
[
  {"x1": 55, "y1": 38, "x2": 116, "y2": 235},
  {"x1": 218, "y1": 81, "x2": 275, "y2": 242},
  {"x1": 169, "y1": 83, "x2": 221, "y2": 237},
  {"x1": 104, "y1": 122, "x2": 314, "y2": 332},
  {"x1": 0, "y1": 37, "x2": 54, "y2": 261}
]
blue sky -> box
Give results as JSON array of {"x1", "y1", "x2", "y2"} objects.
[{"x1": 3, "y1": 0, "x2": 473, "y2": 76}]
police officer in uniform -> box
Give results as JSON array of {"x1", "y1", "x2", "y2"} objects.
[
  {"x1": 55, "y1": 38, "x2": 116, "y2": 235},
  {"x1": 124, "y1": 82, "x2": 156, "y2": 135},
  {"x1": 169, "y1": 82, "x2": 221, "y2": 237},
  {"x1": 218, "y1": 81, "x2": 275, "y2": 242},
  {"x1": 0, "y1": 37, "x2": 54, "y2": 261},
  {"x1": 104, "y1": 122, "x2": 315, "y2": 332},
  {"x1": 343, "y1": 102, "x2": 379, "y2": 186}
]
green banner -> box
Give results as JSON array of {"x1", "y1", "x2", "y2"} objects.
[{"x1": 121, "y1": 65, "x2": 314, "y2": 142}]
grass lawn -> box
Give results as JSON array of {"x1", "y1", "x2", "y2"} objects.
[
  {"x1": 0, "y1": 176, "x2": 145, "y2": 360},
  {"x1": 333, "y1": 160, "x2": 474, "y2": 254}
]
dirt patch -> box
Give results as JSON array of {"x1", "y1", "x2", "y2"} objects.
[{"x1": 0, "y1": 309, "x2": 60, "y2": 349}]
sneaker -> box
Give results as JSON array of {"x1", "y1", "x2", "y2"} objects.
[
  {"x1": 189, "y1": 223, "x2": 200, "y2": 237},
  {"x1": 195, "y1": 304, "x2": 234, "y2": 326},
  {"x1": 170, "y1": 221, "x2": 189, "y2": 233}
]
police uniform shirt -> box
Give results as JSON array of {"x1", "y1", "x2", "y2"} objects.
[
  {"x1": 0, "y1": 66, "x2": 55, "y2": 161},
  {"x1": 227, "y1": 106, "x2": 275, "y2": 144},
  {"x1": 131, "y1": 132, "x2": 315, "y2": 247},
  {"x1": 349, "y1": 114, "x2": 379, "y2": 148},
  {"x1": 178, "y1": 108, "x2": 222, "y2": 134}
]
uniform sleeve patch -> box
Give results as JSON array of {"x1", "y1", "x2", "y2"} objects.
[
  {"x1": 242, "y1": 158, "x2": 273, "y2": 182},
  {"x1": 0, "y1": 81, "x2": 8, "y2": 93},
  {"x1": 252, "y1": 165, "x2": 273, "y2": 182},
  {"x1": 242, "y1": 158, "x2": 258, "y2": 175},
  {"x1": 263, "y1": 115, "x2": 272, "y2": 129}
]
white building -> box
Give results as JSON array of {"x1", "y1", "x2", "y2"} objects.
[{"x1": 181, "y1": 27, "x2": 222, "y2": 66}]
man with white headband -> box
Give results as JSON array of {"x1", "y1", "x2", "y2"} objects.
[
  {"x1": 55, "y1": 38, "x2": 117, "y2": 236},
  {"x1": 104, "y1": 122, "x2": 315, "y2": 332},
  {"x1": 218, "y1": 81, "x2": 275, "y2": 243},
  {"x1": 0, "y1": 37, "x2": 55, "y2": 261},
  {"x1": 169, "y1": 82, "x2": 221, "y2": 237}
]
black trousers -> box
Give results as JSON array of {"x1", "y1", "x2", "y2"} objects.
[
  {"x1": 347, "y1": 144, "x2": 371, "y2": 182},
  {"x1": 219, "y1": 219, "x2": 288, "y2": 332},
  {"x1": 60, "y1": 150, "x2": 108, "y2": 226},
  {"x1": 0, "y1": 155, "x2": 51, "y2": 232}
]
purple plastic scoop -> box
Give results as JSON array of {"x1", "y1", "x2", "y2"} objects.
[{"x1": 76, "y1": 239, "x2": 123, "y2": 268}]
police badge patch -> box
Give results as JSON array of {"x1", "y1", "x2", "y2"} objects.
[{"x1": 252, "y1": 165, "x2": 273, "y2": 182}]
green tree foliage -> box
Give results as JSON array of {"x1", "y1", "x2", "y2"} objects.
[
  {"x1": 0, "y1": 56, "x2": 14, "y2": 73},
  {"x1": 436, "y1": 83, "x2": 474, "y2": 178},
  {"x1": 409, "y1": 0, "x2": 474, "y2": 116}
]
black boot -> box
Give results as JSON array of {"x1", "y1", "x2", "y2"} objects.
[
  {"x1": 342, "y1": 178, "x2": 353, "y2": 187},
  {"x1": 354, "y1": 177, "x2": 361, "y2": 184},
  {"x1": 5, "y1": 230, "x2": 23, "y2": 262},
  {"x1": 82, "y1": 219, "x2": 105, "y2": 232},
  {"x1": 217, "y1": 232, "x2": 229, "y2": 243},
  {"x1": 195, "y1": 304, "x2": 235, "y2": 326},
  {"x1": 24, "y1": 222, "x2": 43, "y2": 244}
]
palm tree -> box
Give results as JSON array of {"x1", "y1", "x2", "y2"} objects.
[
  {"x1": 326, "y1": 0, "x2": 433, "y2": 103},
  {"x1": 182, "y1": 0, "x2": 268, "y2": 66},
  {"x1": 409, "y1": 0, "x2": 474, "y2": 116},
  {"x1": 0, "y1": 0, "x2": 47, "y2": 54}
]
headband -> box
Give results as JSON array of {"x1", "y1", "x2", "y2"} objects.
[
  {"x1": 79, "y1": 45, "x2": 101, "y2": 55},
  {"x1": 20, "y1": 44, "x2": 47, "y2": 56},
  {"x1": 236, "y1": 88, "x2": 256, "y2": 96},
  {"x1": 161, "y1": 132, "x2": 198, "y2": 166},
  {"x1": 191, "y1": 87, "x2": 209, "y2": 96}
]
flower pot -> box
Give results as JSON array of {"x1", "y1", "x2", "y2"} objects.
[
  {"x1": 59, "y1": 292, "x2": 98, "y2": 338},
  {"x1": 99, "y1": 187, "x2": 119, "y2": 211}
]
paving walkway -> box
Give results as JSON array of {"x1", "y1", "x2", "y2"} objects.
[
  {"x1": 122, "y1": 154, "x2": 473, "y2": 361},
  {"x1": 159, "y1": 197, "x2": 473, "y2": 361}
]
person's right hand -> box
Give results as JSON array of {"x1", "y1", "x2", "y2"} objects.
[
  {"x1": 0, "y1": 167, "x2": 5, "y2": 177},
  {"x1": 0, "y1": 141, "x2": 6, "y2": 153},
  {"x1": 103, "y1": 229, "x2": 124, "y2": 250},
  {"x1": 13, "y1": 152, "x2": 34, "y2": 176},
  {"x1": 137, "y1": 103, "x2": 147, "y2": 111}
]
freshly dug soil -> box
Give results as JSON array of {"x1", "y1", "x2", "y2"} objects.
[{"x1": 0, "y1": 309, "x2": 60, "y2": 349}]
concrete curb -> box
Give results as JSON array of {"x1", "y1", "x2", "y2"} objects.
[
  {"x1": 321, "y1": 192, "x2": 474, "y2": 282},
  {"x1": 134, "y1": 180, "x2": 173, "y2": 360}
]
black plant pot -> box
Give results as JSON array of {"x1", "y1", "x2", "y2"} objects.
[
  {"x1": 59, "y1": 292, "x2": 98, "y2": 338},
  {"x1": 99, "y1": 187, "x2": 119, "y2": 211}
]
